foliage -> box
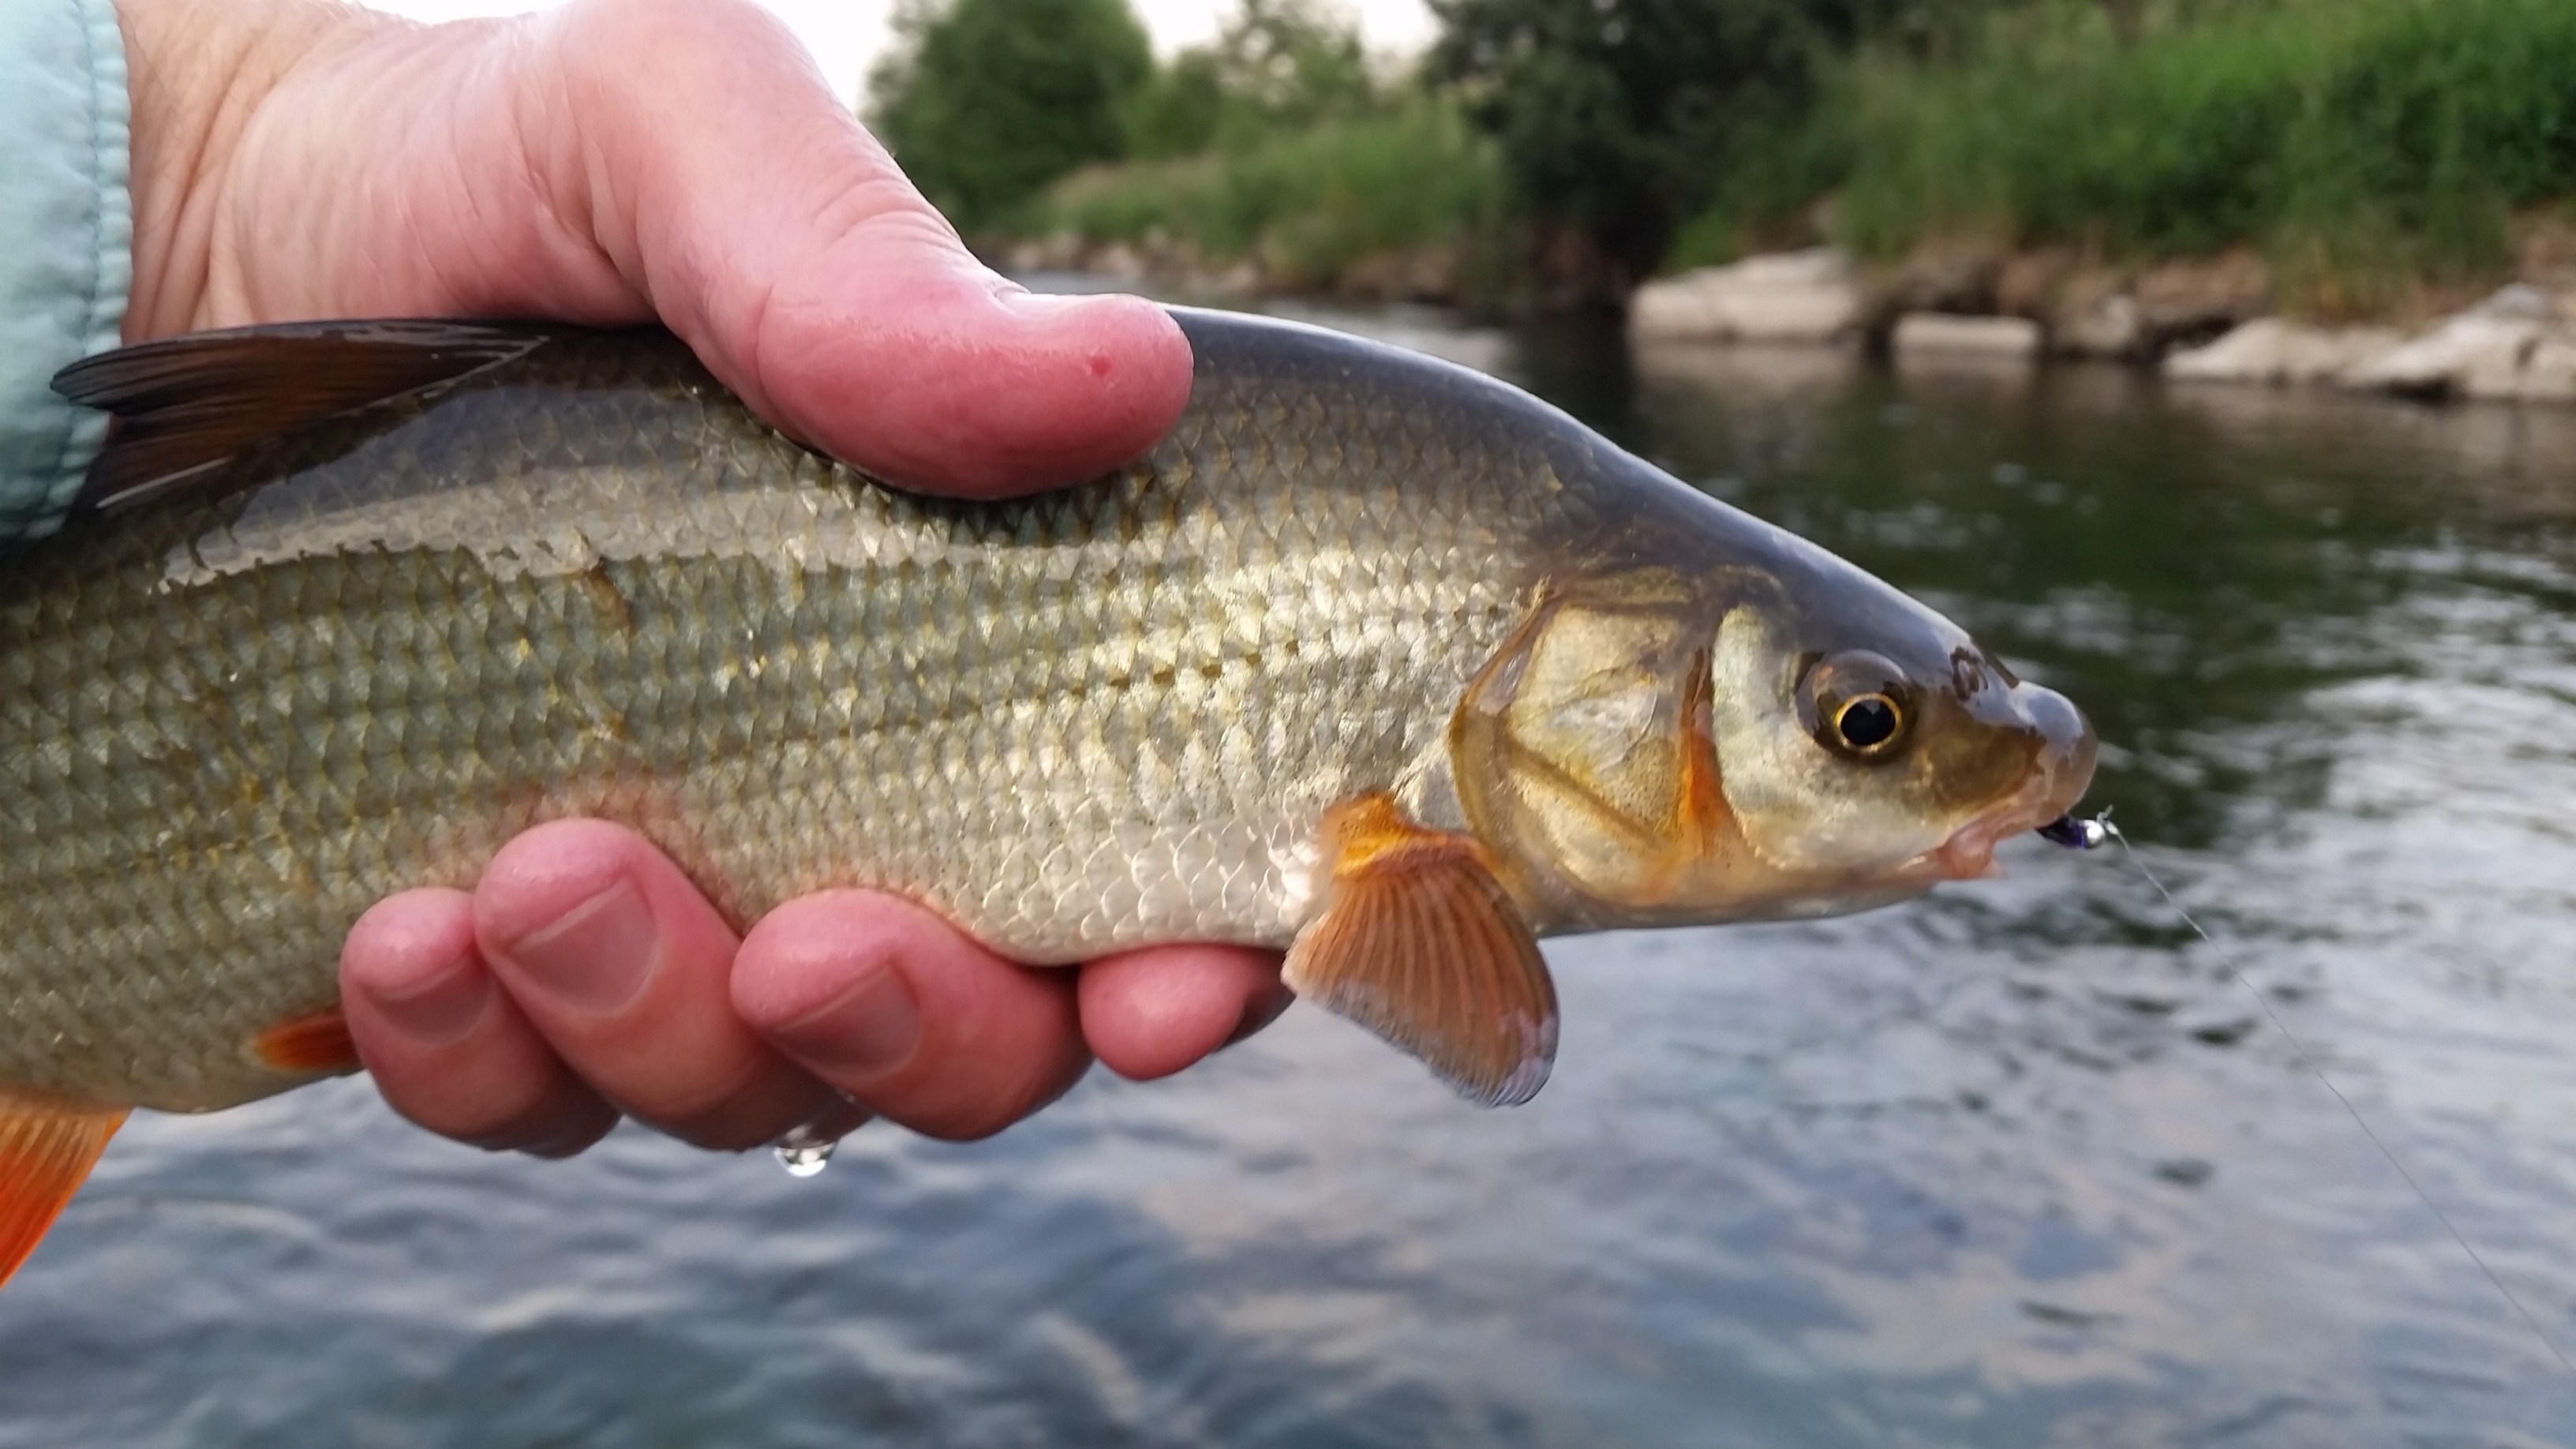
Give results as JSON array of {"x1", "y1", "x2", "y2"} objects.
[
  {"x1": 867, "y1": 0, "x2": 1153, "y2": 230},
  {"x1": 1123, "y1": 0, "x2": 1383, "y2": 159},
  {"x1": 1122, "y1": 50, "x2": 1230, "y2": 162},
  {"x1": 1795, "y1": 0, "x2": 2576, "y2": 306},
  {"x1": 1040, "y1": 98, "x2": 1504, "y2": 290},
  {"x1": 1423, "y1": 0, "x2": 1923, "y2": 287},
  {"x1": 1020, "y1": 1, "x2": 1503, "y2": 297}
]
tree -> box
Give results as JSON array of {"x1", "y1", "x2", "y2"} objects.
[
  {"x1": 869, "y1": 0, "x2": 1154, "y2": 230},
  {"x1": 1124, "y1": 0, "x2": 1380, "y2": 159},
  {"x1": 1203, "y1": 0, "x2": 1377, "y2": 137},
  {"x1": 1427, "y1": 0, "x2": 1896, "y2": 297},
  {"x1": 1124, "y1": 48, "x2": 1230, "y2": 159}
]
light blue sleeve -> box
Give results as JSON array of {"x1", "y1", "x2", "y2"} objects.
[{"x1": 0, "y1": 0, "x2": 129, "y2": 544}]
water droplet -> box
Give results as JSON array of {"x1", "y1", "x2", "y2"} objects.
[
  {"x1": 773, "y1": 1123, "x2": 841, "y2": 1178},
  {"x1": 776, "y1": 1141, "x2": 835, "y2": 1178}
]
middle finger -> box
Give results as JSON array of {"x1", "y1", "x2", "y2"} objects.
[{"x1": 472, "y1": 818, "x2": 846, "y2": 1150}]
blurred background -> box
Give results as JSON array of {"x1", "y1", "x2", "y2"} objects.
[
  {"x1": 13, "y1": 2, "x2": 2576, "y2": 1446},
  {"x1": 385, "y1": 0, "x2": 2576, "y2": 328}
]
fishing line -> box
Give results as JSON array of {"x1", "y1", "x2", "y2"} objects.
[{"x1": 2045, "y1": 811, "x2": 2575, "y2": 1377}]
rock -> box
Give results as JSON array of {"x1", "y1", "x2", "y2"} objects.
[
  {"x1": 1335, "y1": 249, "x2": 1409, "y2": 300},
  {"x1": 1877, "y1": 239, "x2": 2006, "y2": 319},
  {"x1": 1403, "y1": 244, "x2": 1459, "y2": 304},
  {"x1": 1005, "y1": 230, "x2": 1090, "y2": 275},
  {"x1": 2133, "y1": 249, "x2": 2272, "y2": 350},
  {"x1": 1891, "y1": 312, "x2": 2042, "y2": 359},
  {"x1": 2056, "y1": 290, "x2": 2142, "y2": 358},
  {"x1": 1090, "y1": 241, "x2": 1148, "y2": 281},
  {"x1": 2481, "y1": 282, "x2": 2553, "y2": 320},
  {"x1": 1628, "y1": 248, "x2": 1862, "y2": 343},
  {"x1": 1994, "y1": 246, "x2": 2073, "y2": 319},
  {"x1": 2002, "y1": 260, "x2": 2146, "y2": 358},
  {"x1": 2341, "y1": 286, "x2": 2552, "y2": 398},
  {"x1": 2459, "y1": 338, "x2": 2541, "y2": 399},
  {"x1": 2165, "y1": 318, "x2": 2406, "y2": 385},
  {"x1": 2517, "y1": 335, "x2": 2576, "y2": 402}
]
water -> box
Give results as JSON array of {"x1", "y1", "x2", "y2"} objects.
[
  {"x1": 773, "y1": 1127, "x2": 841, "y2": 1180},
  {"x1": 9, "y1": 306, "x2": 2576, "y2": 1447}
]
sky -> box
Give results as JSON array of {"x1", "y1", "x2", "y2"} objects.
[{"x1": 370, "y1": 0, "x2": 1440, "y2": 107}]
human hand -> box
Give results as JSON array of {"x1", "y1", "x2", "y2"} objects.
[{"x1": 114, "y1": 0, "x2": 1290, "y2": 1152}]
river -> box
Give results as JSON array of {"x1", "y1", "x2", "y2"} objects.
[{"x1": 4, "y1": 295, "x2": 2574, "y2": 1447}]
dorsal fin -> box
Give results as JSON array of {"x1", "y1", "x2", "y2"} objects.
[{"x1": 51, "y1": 320, "x2": 552, "y2": 514}]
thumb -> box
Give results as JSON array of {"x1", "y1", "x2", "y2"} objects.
[{"x1": 537, "y1": 0, "x2": 1192, "y2": 495}]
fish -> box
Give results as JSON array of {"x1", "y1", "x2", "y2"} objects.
[{"x1": 0, "y1": 308, "x2": 2094, "y2": 1285}]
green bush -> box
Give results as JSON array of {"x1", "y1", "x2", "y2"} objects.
[
  {"x1": 1122, "y1": 0, "x2": 1382, "y2": 160},
  {"x1": 1039, "y1": 99, "x2": 1505, "y2": 289},
  {"x1": 868, "y1": 0, "x2": 1153, "y2": 231},
  {"x1": 1797, "y1": 0, "x2": 2576, "y2": 305},
  {"x1": 1427, "y1": 0, "x2": 1897, "y2": 286}
]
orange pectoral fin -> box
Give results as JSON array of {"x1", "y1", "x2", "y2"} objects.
[
  {"x1": 253, "y1": 1005, "x2": 361, "y2": 1076},
  {"x1": 1282, "y1": 795, "x2": 1559, "y2": 1106},
  {"x1": 0, "y1": 1098, "x2": 126, "y2": 1290}
]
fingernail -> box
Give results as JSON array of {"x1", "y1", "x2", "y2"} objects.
[
  {"x1": 369, "y1": 950, "x2": 492, "y2": 1048},
  {"x1": 512, "y1": 1121, "x2": 612, "y2": 1160},
  {"x1": 505, "y1": 878, "x2": 659, "y2": 1014},
  {"x1": 767, "y1": 965, "x2": 920, "y2": 1080},
  {"x1": 996, "y1": 289, "x2": 1083, "y2": 319},
  {"x1": 521, "y1": 1128, "x2": 606, "y2": 1161},
  {"x1": 1223, "y1": 984, "x2": 1296, "y2": 1050}
]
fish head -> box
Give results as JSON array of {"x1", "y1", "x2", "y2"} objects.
[{"x1": 1451, "y1": 526, "x2": 2095, "y2": 927}]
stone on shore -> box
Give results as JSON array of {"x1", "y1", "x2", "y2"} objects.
[
  {"x1": 1892, "y1": 313, "x2": 2042, "y2": 359},
  {"x1": 1622, "y1": 247, "x2": 2576, "y2": 412},
  {"x1": 2131, "y1": 250, "x2": 2274, "y2": 350},
  {"x1": 1872, "y1": 240, "x2": 2007, "y2": 320},
  {"x1": 1630, "y1": 249, "x2": 1862, "y2": 343},
  {"x1": 2341, "y1": 285, "x2": 2552, "y2": 398},
  {"x1": 2054, "y1": 287, "x2": 2143, "y2": 358},
  {"x1": 2164, "y1": 318, "x2": 2405, "y2": 385},
  {"x1": 2514, "y1": 335, "x2": 2576, "y2": 402}
]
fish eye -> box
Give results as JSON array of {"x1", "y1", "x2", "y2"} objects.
[
  {"x1": 1803, "y1": 650, "x2": 1914, "y2": 761},
  {"x1": 1834, "y1": 694, "x2": 1903, "y2": 752}
]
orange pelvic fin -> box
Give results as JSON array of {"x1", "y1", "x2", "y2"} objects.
[
  {"x1": 1283, "y1": 794, "x2": 1559, "y2": 1106},
  {"x1": 253, "y1": 1005, "x2": 361, "y2": 1076},
  {"x1": 0, "y1": 1097, "x2": 126, "y2": 1290}
]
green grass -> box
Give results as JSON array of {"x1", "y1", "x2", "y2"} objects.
[
  {"x1": 1684, "y1": 0, "x2": 2576, "y2": 312},
  {"x1": 1032, "y1": 98, "x2": 1504, "y2": 291}
]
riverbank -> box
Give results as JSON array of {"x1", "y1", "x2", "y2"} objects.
[
  {"x1": 1631, "y1": 232, "x2": 2576, "y2": 406},
  {"x1": 1678, "y1": 0, "x2": 2576, "y2": 318},
  {"x1": 990, "y1": 0, "x2": 2576, "y2": 335},
  {"x1": 1006, "y1": 98, "x2": 1504, "y2": 309}
]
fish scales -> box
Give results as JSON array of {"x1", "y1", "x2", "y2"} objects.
[{"x1": 0, "y1": 319, "x2": 1611, "y2": 1112}]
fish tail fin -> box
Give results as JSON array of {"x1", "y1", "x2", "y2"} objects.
[{"x1": 0, "y1": 1096, "x2": 125, "y2": 1290}]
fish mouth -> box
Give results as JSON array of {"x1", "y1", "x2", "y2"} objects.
[
  {"x1": 1924, "y1": 687, "x2": 2099, "y2": 881},
  {"x1": 1926, "y1": 777, "x2": 2061, "y2": 880}
]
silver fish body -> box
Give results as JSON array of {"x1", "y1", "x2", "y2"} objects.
[{"x1": 1, "y1": 309, "x2": 2091, "y2": 1118}]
